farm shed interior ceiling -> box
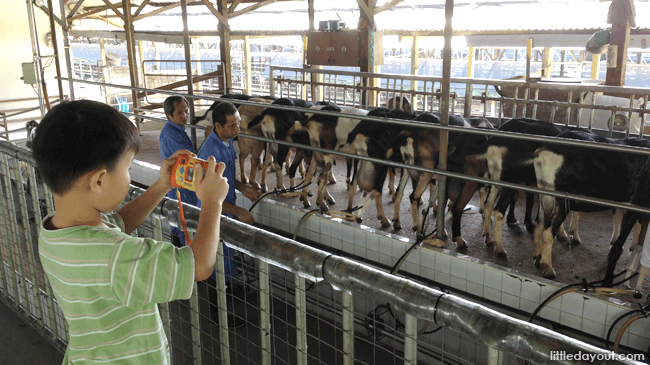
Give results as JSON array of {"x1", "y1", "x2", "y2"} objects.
[{"x1": 67, "y1": 0, "x2": 650, "y2": 48}]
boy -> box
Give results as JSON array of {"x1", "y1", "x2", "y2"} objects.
[{"x1": 33, "y1": 100, "x2": 228, "y2": 364}]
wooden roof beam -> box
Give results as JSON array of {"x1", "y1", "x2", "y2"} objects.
[
  {"x1": 375, "y1": 0, "x2": 405, "y2": 14},
  {"x1": 68, "y1": 4, "x2": 114, "y2": 21},
  {"x1": 133, "y1": 0, "x2": 200, "y2": 21},
  {"x1": 67, "y1": 0, "x2": 86, "y2": 19},
  {"x1": 230, "y1": 0, "x2": 277, "y2": 19},
  {"x1": 229, "y1": 0, "x2": 243, "y2": 13},
  {"x1": 134, "y1": 0, "x2": 151, "y2": 17},
  {"x1": 102, "y1": 0, "x2": 125, "y2": 22},
  {"x1": 200, "y1": 0, "x2": 231, "y2": 32}
]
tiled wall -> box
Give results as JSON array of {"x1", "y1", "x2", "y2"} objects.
[{"x1": 130, "y1": 160, "x2": 650, "y2": 354}]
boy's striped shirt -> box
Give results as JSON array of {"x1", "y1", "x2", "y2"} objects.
[{"x1": 39, "y1": 213, "x2": 195, "y2": 364}]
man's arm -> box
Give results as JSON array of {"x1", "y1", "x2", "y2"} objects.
[{"x1": 221, "y1": 201, "x2": 255, "y2": 225}]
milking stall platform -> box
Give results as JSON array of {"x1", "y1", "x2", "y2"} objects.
[{"x1": 4, "y1": 0, "x2": 650, "y2": 364}]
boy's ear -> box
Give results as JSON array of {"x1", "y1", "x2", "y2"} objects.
[
  {"x1": 165, "y1": 113, "x2": 173, "y2": 121},
  {"x1": 88, "y1": 169, "x2": 108, "y2": 194}
]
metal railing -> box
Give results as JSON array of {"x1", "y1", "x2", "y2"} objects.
[
  {"x1": 142, "y1": 59, "x2": 226, "y2": 105},
  {"x1": 269, "y1": 66, "x2": 650, "y2": 137}
]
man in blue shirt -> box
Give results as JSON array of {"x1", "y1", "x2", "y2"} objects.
[
  {"x1": 159, "y1": 95, "x2": 198, "y2": 247},
  {"x1": 197, "y1": 101, "x2": 260, "y2": 223},
  {"x1": 197, "y1": 102, "x2": 261, "y2": 286}
]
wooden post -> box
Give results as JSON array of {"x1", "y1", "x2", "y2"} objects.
[
  {"x1": 435, "y1": 0, "x2": 454, "y2": 243},
  {"x1": 591, "y1": 53, "x2": 601, "y2": 80},
  {"x1": 605, "y1": 0, "x2": 633, "y2": 86},
  {"x1": 137, "y1": 40, "x2": 145, "y2": 87},
  {"x1": 194, "y1": 38, "x2": 201, "y2": 91},
  {"x1": 217, "y1": 0, "x2": 232, "y2": 93},
  {"x1": 358, "y1": 0, "x2": 376, "y2": 108},
  {"x1": 244, "y1": 35, "x2": 251, "y2": 95},
  {"x1": 464, "y1": 46, "x2": 475, "y2": 117},
  {"x1": 181, "y1": 0, "x2": 196, "y2": 147},
  {"x1": 122, "y1": 0, "x2": 140, "y2": 132},
  {"x1": 410, "y1": 36, "x2": 419, "y2": 110},
  {"x1": 541, "y1": 47, "x2": 553, "y2": 77}
]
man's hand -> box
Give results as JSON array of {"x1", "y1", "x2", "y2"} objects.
[
  {"x1": 160, "y1": 150, "x2": 194, "y2": 191},
  {"x1": 240, "y1": 185, "x2": 262, "y2": 202},
  {"x1": 235, "y1": 206, "x2": 256, "y2": 225},
  {"x1": 194, "y1": 157, "x2": 228, "y2": 206}
]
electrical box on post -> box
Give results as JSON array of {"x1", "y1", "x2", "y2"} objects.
[
  {"x1": 306, "y1": 30, "x2": 383, "y2": 67},
  {"x1": 21, "y1": 62, "x2": 37, "y2": 85}
]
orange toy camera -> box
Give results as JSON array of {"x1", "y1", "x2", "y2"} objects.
[{"x1": 170, "y1": 154, "x2": 216, "y2": 191}]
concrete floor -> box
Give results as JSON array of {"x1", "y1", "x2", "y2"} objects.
[{"x1": 0, "y1": 300, "x2": 64, "y2": 365}]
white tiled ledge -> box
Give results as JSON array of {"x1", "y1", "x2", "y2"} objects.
[{"x1": 130, "y1": 160, "x2": 650, "y2": 353}]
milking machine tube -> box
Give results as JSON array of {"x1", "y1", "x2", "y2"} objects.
[{"x1": 248, "y1": 180, "x2": 313, "y2": 212}]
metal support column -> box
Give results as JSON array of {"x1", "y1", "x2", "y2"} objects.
[{"x1": 46, "y1": 0, "x2": 64, "y2": 100}]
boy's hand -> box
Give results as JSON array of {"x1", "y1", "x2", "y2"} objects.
[
  {"x1": 194, "y1": 157, "x2": 228, "y2": 205},
  {"x1": 160, "y1": 150, "x2": 195, "y2": 191}
]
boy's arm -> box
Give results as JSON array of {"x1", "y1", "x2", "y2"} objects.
[
  {"x1": 118, "y1": 149, "x2": 192, "y2": 234},
  {"x1": 192, "y1": 157, "x2": 228, "y2": 281}
]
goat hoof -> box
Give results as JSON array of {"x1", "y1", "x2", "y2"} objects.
[
  {"x1": 307, "y1": 192, "x2": 313, "y2": 197},
  {"x1": 412, "y1": 226, "x2": 419, "y2": 232},
  {"x1": 260, "y1": 185, "x2": 267, "y2": 193},
  {"x1": 356, "y1": 217, "x2": 363, "y2": 224},
  {"x1": 496, "y1": 251, "x2": 507, "y2": 258},
  {"x1": 633, "y1": 291, "x2": 643, "y2": 300},
  {"x1": 455, "y1": 237, "x2": 468, "y2": 249},
  {"x1": 556, "y1": 234, "x2": 567, "y2": 242},
  {"x1": 570, "y1": 237, "x2": 581, "y2": 246},
  {"x1": 393, "y1": 220, "x2": 401, "y2": 230},
  {"x1": 242, "y1": 178, "x2": 249, "y2": 184},
  {"x1": 542, "y1": 267, "x2": 556, "y2": 279},
  {"x1": 533, "y1": 256, "x2": 541, "y2": 268},
  {"x1": 507, "y1": 219, "x2": 518, "y2": 227},
  {"x1": 379, "y1": 218, "x2": 391, "y2": 227},
  {"x1": 422, "y1": 237, "x2": 445, "y2": 248},
  {"x1": 252, "y1": 183, "x2": 261, "y2": 190},
  {"x1": 525, "y1": 223, "x2": 535, "y2": 233},
  {"x1": 303, "y1": 200, "x2": 311, "y2": 208},
  {"x1": 326, "y1": 198, "x2": 335, "y2": 205}
]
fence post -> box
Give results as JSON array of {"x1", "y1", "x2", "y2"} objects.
[
  {"x1": 295, "y1": 275, "x2": 308, "y2": 365},
  {"x1": 342, "y1": 292, "x2": 354, "y2": 365},
  {"x1": 404, "y1": 314, "x2": 418, "y2": 365},
  {"x1": 259, "y1": 260, "x2": 271, "y2": 365}
]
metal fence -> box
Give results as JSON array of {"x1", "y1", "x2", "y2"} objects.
[
  {"x1": 269, "y1": 66, "x2": 650, "y2": 137},
  {"x1": 0, "y1": 138, "x2": 646, "y2": 364}
]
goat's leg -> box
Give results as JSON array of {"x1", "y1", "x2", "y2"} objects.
[
  {"x1": 410, "y1": 173, "x2": 433, "y2": 233},
  {"x1": 451, "y1": 180, "x2": 479, "y2": 249},
  {"x1": 482, "y1": 185, "x2": 500, "y2": 246},
  {"x1": 568, "y1": 211, "x2": 581, "y2": 245},
  {"x1": 250, "y1": 155, "x2": 261, "y2": 190},
  {"x1": 373, "y1": 189, "x2": 391, "y2": 227},
  {"x1": 239, "y1": 152, "x2": 249, "y2": 185},
  {"x1": 392, "y1": 169, "x2": 410, "y2": 230},
  {"x1": 388, "y1": 168, "x2": 396, "y2": 201},
  {"x1": 493, "y1": 188, "x2": 516, "y2": 257},
  {"x1": 505, "y1": 190, "x2": 519, "y2": 226},
  {"x1": 524, "y1": 191, "x2": 535, "y2": 233}
]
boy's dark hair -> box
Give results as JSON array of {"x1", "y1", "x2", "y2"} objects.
[
  {"x1": 163, "y1": 95, "x2": 188, "y2": 118},
  {"x1": 32, "y1": 100, "x2": 141, "y2": 195},
  {"x1": 212, "y1": 102, "x2": 239, "y2": 127}
]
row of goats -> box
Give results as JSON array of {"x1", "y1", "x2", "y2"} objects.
[{"x1": 194, "y1": 94, "x2": 650, "y2": 294}]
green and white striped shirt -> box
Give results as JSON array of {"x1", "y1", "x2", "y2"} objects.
[{"x1": 39, "y1": 213, "x2": 195, "y2": 364}]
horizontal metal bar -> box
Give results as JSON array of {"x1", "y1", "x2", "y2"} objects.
[
  {"x1": 271, "y1": 66, "x2": 650, "y2": 96},
  {"x1": 2, "y1": 100, "x2": 62, "y2": 119}
]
